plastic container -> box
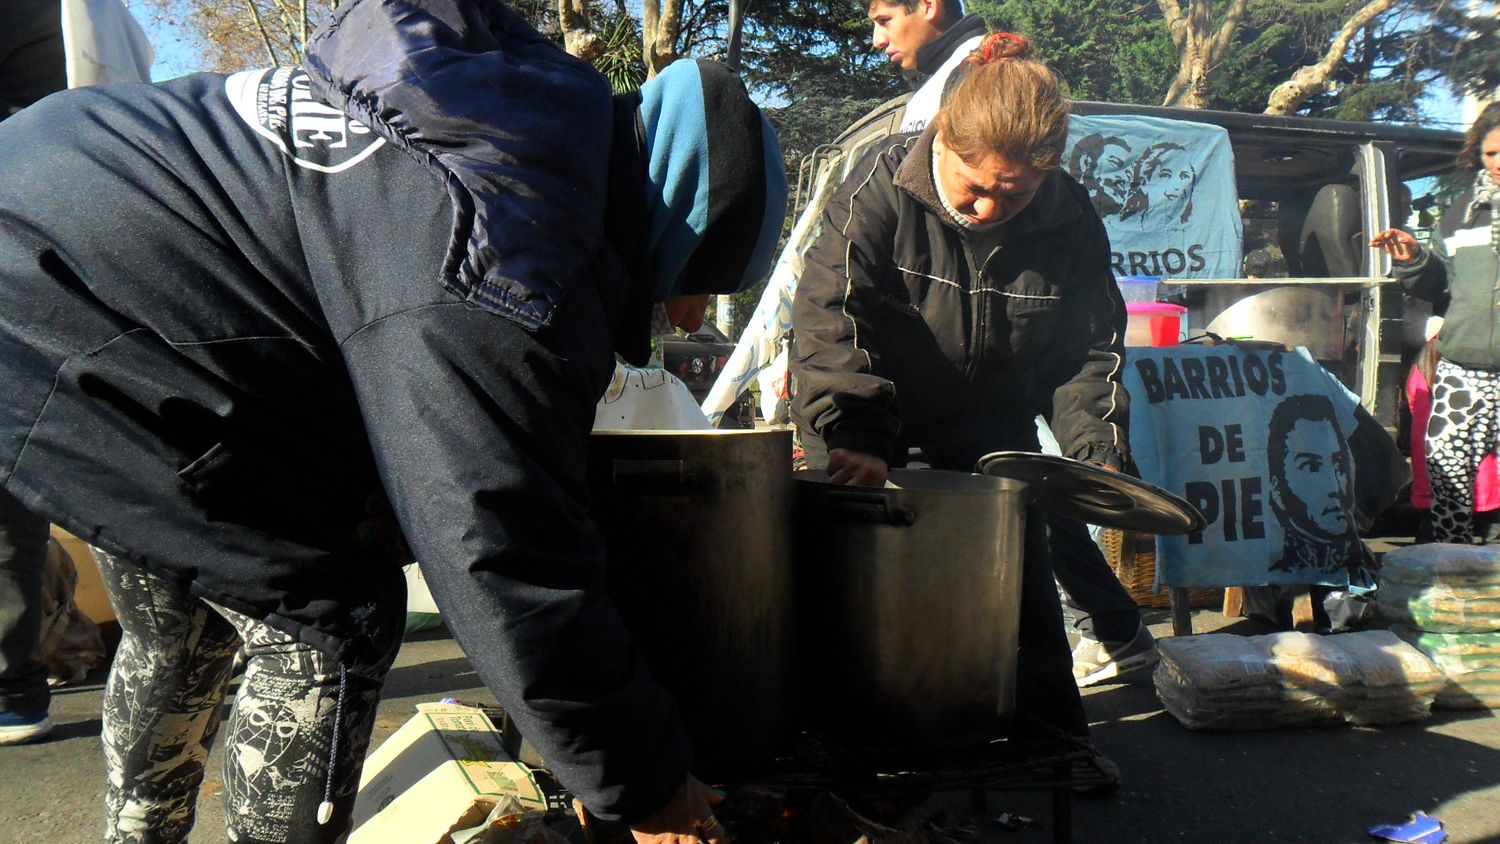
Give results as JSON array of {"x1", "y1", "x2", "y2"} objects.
[
  {"x1": 1116, "y1": 275, "x2": 1160, "y2": 304},
  {"x1": 1125, "y1": 301, "x2": 1188, "y2": 346}
]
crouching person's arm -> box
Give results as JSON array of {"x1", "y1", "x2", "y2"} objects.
[{"x1": 341, "y1": 298, "x2": 699, "y2": 827}]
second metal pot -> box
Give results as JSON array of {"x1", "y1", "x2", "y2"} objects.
[{"x1": 794, "y1": 468, "x2": 1029, "y2": 747}]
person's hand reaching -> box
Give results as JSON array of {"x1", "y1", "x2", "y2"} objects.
[
  {"x1": 630, "y1": 775, "x2": 727, "y2": 844},
  {"x1": 1369, "y1": 228, "x2": 1419, "y2": 263},
  {"x1": 826, "y1": 448, "x2": 889, "y2": 486}
]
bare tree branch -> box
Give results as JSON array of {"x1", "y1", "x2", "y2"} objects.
[
  {"x1": 1208, "y1": 0, "x2": 1251, "y2": 62},
  {"x1": 1264, "y1": 0, "x2": 1396, "y2": 114},
  {"x1": 558, "y1": 0, "x2": 604, "y2": 59},
  {"x1": 641, "y1": 0, "x2": 683, "y2": 77},
  {"x1": 1161, "y1": 0, "x2": 1251, "y2": 108},
  {"x1": 267, "y1": 0, "x2": 301, "y2": 48},
  {"x1": 1156, "y1": 0, "x2": 1188, "y2": 50},
  {"x1": 642, "y1": 0, "x2": 659, "y2": 68},
  {"x1": 243, "y1": 0, "x2": 281, "y2": 65}
]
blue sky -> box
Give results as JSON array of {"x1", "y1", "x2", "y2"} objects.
[{"x1": 137, "y1": 10, "x2": 201, "y2": 81}]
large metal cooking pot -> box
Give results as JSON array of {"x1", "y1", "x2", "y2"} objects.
[
  {"x1": 1194, "y1": 283, "x2": 1356, "y2": 361},
  {"x1": 794, "y1": 468, "x2": 1028, "y2": 748},
  {"x1": 587, "y1": 429, "x2": 794, "y2": 779}
]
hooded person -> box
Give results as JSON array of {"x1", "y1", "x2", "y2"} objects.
[{"x1": 0, "y1": 0, "x2": 786, "y2": 840}]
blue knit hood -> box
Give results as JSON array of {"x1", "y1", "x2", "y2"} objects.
[{"x1": 637, "y1": 59, "x2": 787, "y2": 300}]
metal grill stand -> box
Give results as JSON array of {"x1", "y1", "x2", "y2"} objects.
[{"x1": 714, "y1": 726, "x2": 1114, "y2": 844}]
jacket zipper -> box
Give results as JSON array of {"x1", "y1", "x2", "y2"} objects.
[{"x1": 962, "y1": 242, "x2": 1003, "y2": 381}]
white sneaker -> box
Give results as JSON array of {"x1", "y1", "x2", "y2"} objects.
[
  {"x1": 1072, "y1": 624, "x2": 1158, "y2": 687},
  {"x1": 0, "y1": 710, "x2": 53, "y2": 746}
]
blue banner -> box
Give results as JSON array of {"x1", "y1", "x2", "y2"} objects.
[
  {"x1": 1065, "y1": 115, "x2": 1243, "y2": 279},
  {"x1": 1124, "y1": 344, "x2": 1367, "y2": 588}
]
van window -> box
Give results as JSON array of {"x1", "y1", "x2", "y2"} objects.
[{"x1": 1238, "y1": 200, "x2": 1289, "y2": 279}]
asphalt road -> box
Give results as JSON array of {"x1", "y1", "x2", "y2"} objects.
[{"x1": 4, "y1": 546, "x2": 1500, "y2": 843}]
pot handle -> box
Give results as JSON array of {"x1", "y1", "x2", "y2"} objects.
[
  {"x1": 611, "y1": 459, "x2": 708, "y2": 495},
  {"x1": 821, "y1": 488, "x2": 917, "y2": 526}
]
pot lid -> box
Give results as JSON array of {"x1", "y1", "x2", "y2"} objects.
[{"x1": 975, "y1": 452, "x2": 1206, "y2": 535}]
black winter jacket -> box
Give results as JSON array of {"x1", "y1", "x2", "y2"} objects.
[
  {"x1": 1395, "y1": 183, "x2": 1500, "y2": 370},
  {"x1": 791, "y1": 130, "x2": 1130, "y2": 468},
  {"x1": 0, "y1": 48, "x2": 687, "y2": 832},
  {"x1": 906, "y1": 14, "x2": 988, "y2": 91}
]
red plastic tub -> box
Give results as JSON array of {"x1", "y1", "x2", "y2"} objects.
[{"x1": 1124, "y1": 301, "x2": 1187, "y2": 346}]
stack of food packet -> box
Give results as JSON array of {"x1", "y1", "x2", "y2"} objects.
[
  {"x1": 1381, "y1": 543, "x2": 1500, "y2": 709},
  {"x1": 1154, "y1": 630, "x2": 1445, "y2": 729}
]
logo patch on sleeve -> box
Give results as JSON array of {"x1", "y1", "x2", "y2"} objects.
[{"x1": 225, "y1": 67, "x2": 384, "y2": 173}]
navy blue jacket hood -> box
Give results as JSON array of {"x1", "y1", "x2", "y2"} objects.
[
  {"x1": 302, "y1": 1, "x2": 787, "y2": 332},
  {"x1": 303, "y1": 0, "x2": 613, "y2": 329}
]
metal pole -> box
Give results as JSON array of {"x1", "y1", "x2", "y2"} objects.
[
  {"x1": 716, "y1": 294, "x2": 736, "y2": 337},
  {"x1": 726, "y1": 0, "x2": 744, "y2": 71},
  {"x1": 719, "y1": 0, "x2": 745, "y2": 338}
]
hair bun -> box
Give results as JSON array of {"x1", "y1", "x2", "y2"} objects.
[{"x1": 973, "y1": 32, "x2": 1032, "y2": 64}]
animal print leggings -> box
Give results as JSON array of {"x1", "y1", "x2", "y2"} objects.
[
  {"x1": 1426, "y1": 358, "x2": 1500, "y2": 544},
  {"x1": 93, "y1": 550, "x2": 404, "y2": 844}
]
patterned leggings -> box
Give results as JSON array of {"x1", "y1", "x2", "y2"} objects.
[
  {"x1": 94, "y1": 550, "x2": 404, "y2": 844},
  {"x1": 1426, "y1": 358, "x2": 1500, "y2": 544}
]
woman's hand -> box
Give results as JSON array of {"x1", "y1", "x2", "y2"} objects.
[
  {"x1": 630, "y1": 775, "x2": 726, "y2": 844},
  {"x1": 1369, "y1": 228, "x2": 1420, "y2": 262},
  {"x1": 826, "y1": 448, "x2": 890, "y2": 486},
  {"x1": 663, "y1": 295, "x2": 712, "y2": 332}
]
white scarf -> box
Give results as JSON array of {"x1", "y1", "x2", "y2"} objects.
[{"x1": 1466, "y1": 167, "x2": 1499, "y2": 256}]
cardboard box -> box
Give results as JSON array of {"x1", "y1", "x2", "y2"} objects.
[
  {"x1": 50, "y1": 527, "x2": 115, "y2": 626},
  {"x1": 350, "y1": 703, "x2": 548, "y2": 844}
]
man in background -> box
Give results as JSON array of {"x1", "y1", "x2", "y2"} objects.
[
  {"x1": 868, "y1": 0, "x2": 986, "y2": 132},
  {"x1": 0, "y1": 0, "x2": 151, "y2": 745}
]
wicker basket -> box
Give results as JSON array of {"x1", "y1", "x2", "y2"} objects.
[{"x1": 1098, "y1": 528, "x2": 1222, "y2": 609}]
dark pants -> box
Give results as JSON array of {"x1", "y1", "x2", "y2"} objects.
[
  {"x1": 1, "y1": 0, "x2": 70, "y2": 722},
  {"x1": 0, "y1": 0, "x2": 67, "y2": 118},
  {"x1": 1049, "y1": 515, "x2": 1142, "y2": 643},
  {"x1": 799, "y1": 432, "x2": 1089, "y2": 737},
  {"x1": 94, "y1": 550, "x2": 405, "y2": 844},
  {"x1": 0, "y1": 486, "x2": 50, "y2": 714}
]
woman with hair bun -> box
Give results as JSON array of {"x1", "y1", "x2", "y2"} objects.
[{"x1": 791, "y1": 33, "x2": 1129, "y2": 780}]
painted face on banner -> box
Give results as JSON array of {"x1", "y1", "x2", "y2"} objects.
[
  {"x1": 1097, "y1": 140, "x2": 1133, "y2": 209},
  {"x1": 1141, "y1": 146, "x2": 1195, "y2": 222},
  {"x1": 1276, "y1": 417, "x2": 1353, "y2": 538}
]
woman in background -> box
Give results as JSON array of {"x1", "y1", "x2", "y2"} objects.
[{"x1": 1372, "y1": 101, "x2": 1500, "y2": 544}]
